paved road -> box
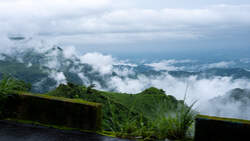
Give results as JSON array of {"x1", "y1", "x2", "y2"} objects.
[{"x1": 0, "y1": 120, "x2": 133, "y2": 141}]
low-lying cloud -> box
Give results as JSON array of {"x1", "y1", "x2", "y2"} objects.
[
  {"x1": 1, "y1": 32, "x2": 250, "y2": 120},
  {"x1": 145, "y1": 59, "x2": 193, "y2": 71},
  {"x1": 80, "y1": 52, "x2": 115, "y2": 75},
  {"x1": 200, "y1": 89, "x2": 250, "y2": 120},
  {"x1": 203, "y1": 61, "x2": 235, "y2": 69}
]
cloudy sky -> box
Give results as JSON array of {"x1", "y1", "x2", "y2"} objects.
[{"x1": 0, "y1": 0, "x2": 250, "y2": 60}]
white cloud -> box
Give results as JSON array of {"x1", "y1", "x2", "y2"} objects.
[
  {"x1": 240, "y1": 58, "x2": 250, "y2": 64},
  {"x1": 145, "y1": 59, "x2": 193, "y2": 71},
  {"x1": 50, "y1": 71, "x2": 67, "y2": 86},
  {"x1": 204, "y1": 61, "x2": 234, "y2": 69},
  {"x1": 199, "y1": 88, "x2": 250, "y2": 120},
  {"x1": 80, "y1": 52, "x2": 115, "y2": 74},
  {"x1": 108, "y1": 76, "x2": 149, "y2": 93},
  {"x1": 113, "y1": 68, "x2": 135, "y2": 77},
  {"x1": 79, "y1": 52, "x2": 137, "y2": 75},
  {"x1": 107, "y1": 72, "x2": 250, "y2": 107},
  {"x1": 1, "y1": 1, "x2": 250, "y2": 120},
  {"x1": 0, "y1": 1, "x2": 250, "y2": 45},
  {"x1": 63, "y1": 46, "x2": 77, "y2": 58},
  {"x1": 115, "y1": 61, "x2": 137, "y2": 67},
  {"x1": 27, "y1": 62, "x2": 32, "y2": 67}
]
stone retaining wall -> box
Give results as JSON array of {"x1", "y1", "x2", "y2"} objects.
[
  {"x1": 4, "y1": 93, "x2": 102, "y2": 131},
  {"x1": 195, "y1": 114, "x2": 250, "y2": 141}
]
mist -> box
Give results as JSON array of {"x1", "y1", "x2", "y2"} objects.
[{"x1": 1, "y1": 37, "x2": 250, "y2": 120}]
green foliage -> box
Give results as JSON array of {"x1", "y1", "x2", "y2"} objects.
[
  {"x1": 102, "y1": 87, "x2": 179, "y2": 119},
  {"x1": 0, "y1": 76, "x2": 31, "y2": 117},
  {"x1": 140, "y1": 87, "x2": 166, "y2": 95},
  {"x1": 0, "y1": 77, "x2": 196, "y2": 140},
  {"x1": 48, "y1": 83, "x2": 85, "y2": 98},
  {"x1": 0, "y1": 71, "x2": 196, "y2": 140},
  {"x1": 153, "y1": 102, "x2": 196, "y2": 140},
  {"x1": 0, "y1": 76, "x2": 31, "y2": 95},
  {"x1": 87, "y1": 84, "x2": 96, "y2": 94},
  {"x1": 104, "y1": 87, "x2": 196, "y2": 140},
  {"x1": 155, "y1": 88, "x2": 197, "y2": 140},
  {"x1": 48, "y1": 84, "x2": 195, "y2": 140}
]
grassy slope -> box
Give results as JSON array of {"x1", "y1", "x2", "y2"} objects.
[
  {"x1": 47, "y1": 84, "x2": 182, "y2": 132},
  {"x1": 101, "y1": 90, "x2": 180, "y2": 119}
]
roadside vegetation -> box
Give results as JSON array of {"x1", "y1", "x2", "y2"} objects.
[
  {"x1": 0, "y1": 77, "x2": 196, "y2": 140},
  {"x1": 48, "y1": 83, "x2": 196, "y2": 140},
  {"x1": 0, "y1": 76, "x2": 31, "y2": 117}
]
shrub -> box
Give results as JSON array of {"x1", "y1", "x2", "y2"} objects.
[
  {"x1": 0, "y1": 76, "x2": 31, "y2": 95},
  {"x1": 153, "y1": 102, "x2": 196, "y2": 140},
  {"x1": 140, "y1": 87, "x2": 165, "y2": 95}
]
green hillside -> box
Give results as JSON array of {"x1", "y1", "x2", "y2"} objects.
[
  {"x1": 47, "y1": 83, "x2": 193, "y2": 140},
  {"x1": 100, "y1": 87, "x2": 180, "y2": 119},
  {"x1": 0, "y1": 78, "x2": 195, "y2": 140}
]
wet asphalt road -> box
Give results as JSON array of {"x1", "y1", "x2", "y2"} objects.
[{"x1": 0, "y1": 120, "x2": 133, "y2": 141}]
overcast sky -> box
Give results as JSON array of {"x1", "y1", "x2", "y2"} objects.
[{"x1": 0, "y1": 0, "x2": 250, "y2": 59}]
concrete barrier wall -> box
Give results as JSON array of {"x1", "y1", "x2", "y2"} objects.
[
  {"x1": 195, "y1": 114, "x2": 250, "y2": 141},
  {"x1": 5, "y1": 93, "x2": 102, "y2": 131}
]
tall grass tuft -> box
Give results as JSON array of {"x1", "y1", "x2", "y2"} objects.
[
  {"x1": 163, "y1": 103, "x2": 196, "y2": 140},
  {"x1": 156, "y1": 84, "x2": 197, "y2": 140}
]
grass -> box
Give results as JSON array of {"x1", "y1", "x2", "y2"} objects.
[
  {"x1": 16, "y1": 91, "x2": 101, "y2": 107},
  {"x1": 101, "y1": 88, "x2": 179, "y2": 119},
  {"x1": 159, "y1": 85, "x2": 196, "y2": 140},
  {"x1": 197, "y1": 114, "x2": 250, "y2": 125},
  {"x1": 107, "y1": 85, "x2": 196, "y2": 140},
  {"x1": 99, "y1": 86, "x2": 197, "y2": 140},
  {"x1": 154, "y1": 103, "x2": 196, "y2": 140}
]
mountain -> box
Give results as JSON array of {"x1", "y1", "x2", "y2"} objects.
[
  {"x1": 0, "y1": 47, "x2": 113, "y2": 93},
  {"x1": 203, "y1": 88, "x2": 250, "y2": 120},
  {"x1": 0, "y1": 45, "x2": 164, "y2": 93},
  {"x1": 1, "y1": 45, "x2": 250, "y2": 94},
  {"x1": 210, "y1": 88, "x2": 250, "y2": 105}
]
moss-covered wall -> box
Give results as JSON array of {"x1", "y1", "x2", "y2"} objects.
[
  {"x1": 195, "y1": 114, "x2": 250, "y2": 141},
  {"x1": 4, "y1": 93, "x2": 102, "y2": 131}
]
